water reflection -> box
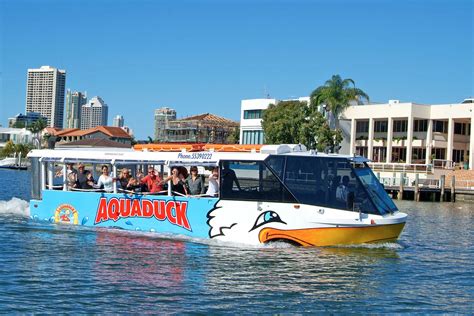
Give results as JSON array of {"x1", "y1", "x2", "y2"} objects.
[
  {"x1": 0, "y1": 198, "x2": 473, "y2": 313},
  {"x1": 93, "y1": 230, "x2": 188, "y2": 288}
]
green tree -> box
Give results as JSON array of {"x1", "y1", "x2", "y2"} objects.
[
  {"x1": 27, "y1": 118, "x2": 47, "y2": 134},
  {"x1": 12, "y1": 121, "x2": 26, "y2": 128},
  {"x1": 262, "y1": 101, "x2": 306, "y2": 145},
  {"x1": 226, "y1": 126, "x2": 240, "y2": 144},
  {"x1": 27, "y1": 119, "x2": 47, "y2": 149},
  {"x1": 14, "y1": 143, "x2": 33, "y2": 158},
  {"x1": 1, "y1": 140, "x2": 16, "y2": 158},
  {"x1": 310, "y1": 75, "x2": 369, "y2": 129},
  {"x1": 261, "y1": 100, "x2": 341, "y2": 151}
]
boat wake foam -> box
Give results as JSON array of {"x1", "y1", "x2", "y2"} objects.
[
  {"x1": 331, "y1": 242, "x2": 405, "y2": 250},
  {"x1": 0, "y1": 198, "x2": 30, "y2": 218}
]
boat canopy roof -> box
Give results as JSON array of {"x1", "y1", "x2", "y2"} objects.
[{"x1": 27, "y1": 144, "x2": 370, "y2": 166}]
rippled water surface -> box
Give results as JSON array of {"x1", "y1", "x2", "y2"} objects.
[{"x1": 0, "y1": 169, "x2": 472, "y2": 313}]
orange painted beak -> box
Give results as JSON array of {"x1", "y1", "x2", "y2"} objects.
[{"x1": 258, "y1": 223, "x2": 405, "y2": 247}]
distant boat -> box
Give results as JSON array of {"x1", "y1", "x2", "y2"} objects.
[{"x1": 0, "y1": 155, "x2": 29, "y2": 170}]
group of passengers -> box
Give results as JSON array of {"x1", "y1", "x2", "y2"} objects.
[{"x1": 58, "y1": 162, "x2": 222, "y2": 197}]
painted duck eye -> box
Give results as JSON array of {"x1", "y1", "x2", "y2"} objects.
[{"x1": 250, "y1": 211, "x2": 286, "y2": 232}]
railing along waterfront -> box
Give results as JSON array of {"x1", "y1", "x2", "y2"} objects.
[
  {"x1": 369, "y1": 163, "x2": 433, "y2": 174},
  {"x1": 379, "y1": 177, "x2": 474, "y2": 190}
]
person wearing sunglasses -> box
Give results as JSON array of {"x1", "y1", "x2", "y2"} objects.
[
  {"x1": 186, "y1": 166, "x2": 205, "y2": 196},
  {"x1": 140, "y1": 166, "x2": 163, "y2": 193}
]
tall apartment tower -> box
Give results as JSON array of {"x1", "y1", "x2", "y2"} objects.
[
  {"x1": 113, "y1": 115, "x2": 124, "y2": 127},
  {"x1": 154, "y1": 107, "x2": 176, "y2": 141},
  {"x1": 65, "y1": 90, "x2": 87, "y2": 128},
  {"x1": 80, "y1": 96, "x2": 108, "y2": 129},
  {"x1": 25, "y1": 65, "x2": 66, "y2": 128}
]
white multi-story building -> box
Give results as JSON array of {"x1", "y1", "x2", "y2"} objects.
[
  {"x1": 65, "y1": 90, "x2": 87, "y2": 128},
  {"x1": 154, "y1": 107, "x2": 176, "y2": 141},
  {"x1": 113, "y1": 115, "x2": 124, "y2": 127},
  {"x1": 240, "y1": 97, "x2": 310, "y2": 145},
  {"x1": 25, "y1": 66, "x2": 66, "y2": 128},
  {"x1": 342, "y1": 99, "x2": 474, "y2": 169},
  {"x1": 0, "y1": 128, "x2": 34, "y2": 148},
  {"x1": 80, "y1": 96, "x2": 108, "y2": 129}
]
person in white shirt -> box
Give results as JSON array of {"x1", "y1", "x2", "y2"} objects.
[
  {"x1": 96, "y1": 165, "x2": 116, "y2": 193},
  {"x1": 206, "y1": 167, "x2": 219, "y2": 197},
  {"x1": 336, "y1": 176, "x2": 350, "y2": 203}
]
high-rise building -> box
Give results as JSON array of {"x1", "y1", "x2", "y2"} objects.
[
  {"x1": 65, "y1": 90, "x2": 87, "y2": 128},
  {"x1": 8, "y1": 112, "x2": 48, "y2": 128},
  {"x1": 154, "y1": 107, "x2": 176, "y2": 141},
  {"x1": 113, "y1": 115, "x2": 124, "y2": 127},
  {"x1": 26, "y1": 66, "x2": 66, "y2": 128},
  {"x1": 80, "y1": 96, "x2": 108, "y2": 129}
]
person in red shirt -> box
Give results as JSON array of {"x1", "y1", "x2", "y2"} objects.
[{"x1": 141, "y1": 166, "x2": 164, "y2": 193}]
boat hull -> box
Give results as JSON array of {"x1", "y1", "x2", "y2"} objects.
[
  {"x1": 30, "y1": 190, "x2": 407, "y2": 247},
  {"x1": 259, "y1": 222, "x2": 406, "y2": 247}
]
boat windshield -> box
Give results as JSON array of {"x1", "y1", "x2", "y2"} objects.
[{"x1": 351, "y1": 163, "x2": 398, "y2": 214}]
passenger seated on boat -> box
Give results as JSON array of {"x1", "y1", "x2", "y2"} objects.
[
  {"x1": 186, "y1": 166, "x2": 206, "y2": 195},
  {"x1": 55, "y1": 163, "x2": 78, "y2": 189},
  {"x1": 221, "y1": 161, "x2": 241, "y2": 195},
  {"x1": 77, "y1": 163, "x2": 95, "y2": 190},
  {"x1": 117, "y1": 168, "x2": 132, "y2": 190},
  {"x1": 136, "y1": 168, "x2": 145, "y2": 181},
  {"x1": 95, "y1": 165, "x2": 116, "y2": 193},
  {"x1": 140, "y1": 166, "x2": 163, "y2": 194},
  {"x1": 162, "y1": 167, "x2": 189, "y2": 196},
  {"x1": 205, "y1": 167, "x2": 219, "y2": 197},
  {"x1": 126, "y1": 177, "x2": 142, "y2": 193}
]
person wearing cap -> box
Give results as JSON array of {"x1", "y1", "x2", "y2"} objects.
[{"x1": 77, "y1": 163, "x2": 94, "y2": 190}]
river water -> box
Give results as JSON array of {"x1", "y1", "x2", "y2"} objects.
[{"x1": 0, "y1": 169, "x2": 472, "y2": 313}]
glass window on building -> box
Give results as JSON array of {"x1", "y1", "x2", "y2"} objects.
[
  {"x1": 391, "y1": 147, "x2": 407, "y2": 162},
  {"x1": 356, "y1": 120, "x2": 369, "y2": 133},
  {"x1": 356, "y1": 146, "x2": 368, "y2": 158},
  {"x1": 244, "y1": 110, "x2": 264, "y2": 119},
  {"x1": 374, "y1": 120, "x2": 387, "y2": 133},
  {"x1": 242, "y1": 130, "x2": 265, "y2": 144},
  {"x1": 432, "y1": 148, "x2": 446, "y2": 160},
  {"x1": 454, "y1": 122, "x2": 467, "y2": 135},
  {"x1": 452, "y1": 150, "x2": 465, "y2": 163},
  {"x1": 412, "y1": 148, "x2": 426, "y2": 162},
  {"x1": 433, "y1": 120, "x2": 448, "y2": 133},
  {"x1": 393, "y1": 120, "x2": 408, "y2": 133},
  {"x1": 413, "y1": 120, "x2": 428, "y2": 132}
]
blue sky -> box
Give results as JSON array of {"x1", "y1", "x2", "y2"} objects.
[{"x1": 1, "y1": 0, "x2": 472, "y2": 139}]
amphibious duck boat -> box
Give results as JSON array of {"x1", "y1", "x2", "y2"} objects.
[{"x1": 27, "y1": 144, "x2": 406, "y2": 246}]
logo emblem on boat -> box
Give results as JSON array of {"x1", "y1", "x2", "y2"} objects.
[{"x1": 55, "y1": 204, "x2": 79, "y2": 225}]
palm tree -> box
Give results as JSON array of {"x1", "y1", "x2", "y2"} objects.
[
  {"x1": 310, "y1": 75, "x2": 369, "y2": 129},
  {"x1": 27, "y1": 119, "x2": 47, "y2": 149}
]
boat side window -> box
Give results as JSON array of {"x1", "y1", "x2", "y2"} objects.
[
  {"x1": 220, "y1": 160, "x2": 296, "y2": 203},
  {"x1": 284, "y1": 156, "x2": 330, "y2": 206},
  {"x1": 265, "y1": 155, "x2": 285, "y2": 180},
  {"x1": 283, "y1": 156, "x2": 377, "y2": 213}
]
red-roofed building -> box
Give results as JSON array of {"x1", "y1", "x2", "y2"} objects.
[{"x1": 43, "y1": 126, "x2": 132, "y2": 146}]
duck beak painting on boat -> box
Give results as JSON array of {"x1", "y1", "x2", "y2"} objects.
[{"x1": 207, "y1": 200, "x2": 405, "y2": 247}]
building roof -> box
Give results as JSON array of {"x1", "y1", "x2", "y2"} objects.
[
  {"x1": 44, "y1": 127, "x2": 63, "y2": 135},
  {"x1": 49, "y1": 126, "x2": 132, "y2": 139},
  {"x1": 56, "y1": 138, "x2": 131, "y2": 148},
  {"x1": 91, "y1": 126, "x2": 132, "y2": 138},
  {"x1": 178, "y1": 113, "x2": 238, "y2": 125}
]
